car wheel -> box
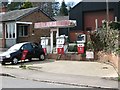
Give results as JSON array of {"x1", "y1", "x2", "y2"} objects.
[
  {"x1": 29, "y1": 58, "x2": 32, "y2": 61},
  {"x1": 39, "y1": 54, "x2": 45, "y2": 61},
  {"x1": 12, "y1": 58, "x2": 18, "y2": 65},
  {"x1": 1, "y1": 62, "x2": 5, "y2": 65}
]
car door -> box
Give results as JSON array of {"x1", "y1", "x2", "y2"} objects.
[
  {"x1": 31, "y1": 43, "x2": 40, "y2": 58},
  {"x1": 21, "y1": 43, "x2": 34, "y2": 59}
]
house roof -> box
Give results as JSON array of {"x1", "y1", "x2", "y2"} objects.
[
  {"x1": 71, "y1": 0, "x2": 120, "y2": 11},
  {"x1": 53, "y1": 16, "x2": 69, "y2": 21},
  {"x1": 0, "y1": 7, "x2": 55, "y2": 22}
]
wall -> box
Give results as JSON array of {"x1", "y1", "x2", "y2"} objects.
[
  {"x1": 69, "y1": 31, "x2": 84, "y2": 42},
  {"x1": 0, "y1": 39, "x2": 2, "y2": 47},
  {"x1": 0, "y1": 6, "x2": 7, "y2": 13},
  {"x1": 5, "y1": 39, "x2": 16, "y2": 48},
  {"x1": 97, "y1": 52, "x2": 119, "y2": 70},
  {"x1": 70, "y1": 2, "x2": 119, "y2": 31},
  {"x1": 17, "y1": 10, "x2": 53, "y2": 43},
  {"x1": 84, "y1": 10, "x2": 114, "y2": 31}
]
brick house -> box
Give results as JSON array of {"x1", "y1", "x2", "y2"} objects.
[
  {"x1": 0, "y1": 7, "x2": 54, "y2": 48},
  {"x1": 69, "y1": 1, "x2": 120, "y2": 42}
]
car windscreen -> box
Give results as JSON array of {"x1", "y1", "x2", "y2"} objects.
[{"x1": 7, "y1": 43, "x2": 24, "y2": 51}]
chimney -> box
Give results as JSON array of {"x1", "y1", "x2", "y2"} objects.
[{"x1": 0, "y1": 6, "x2": 7, "y2": 13}]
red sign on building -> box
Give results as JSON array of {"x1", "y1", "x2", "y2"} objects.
[{"x1": 34, "y1": 20, "x2": 76, "y2": 29}]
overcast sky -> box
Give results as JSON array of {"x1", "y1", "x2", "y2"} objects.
[
  {"x1": 56, "y1": 0, "x2": 81, "y2": 5},
  {"x1": 8, "y1": 0, "x2": 81, "y2": 5}
]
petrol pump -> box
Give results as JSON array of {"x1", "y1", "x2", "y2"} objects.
[
  {"x1": 41, "y1": 37, "x2": 50, "y2": 55},
  {"x1": 56, "y1": 35, "x2": 68, "y2": 54},
  {"x1": 77, "y1": 34, "x2": 86, "y2": 54}
]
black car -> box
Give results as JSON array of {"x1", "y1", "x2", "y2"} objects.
[{"x1": 0, "y1": 42, "x2": 45, "y2": 65}]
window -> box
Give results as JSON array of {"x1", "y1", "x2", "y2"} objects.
[
  {"x1": 22, "y1": 44, "x2": 32, "y2": 51},
  {"x1": 5, "y1": 23, "x2": 16, "y2": 39},
  {"x1": 18, "y1": 25, "x2": 28, "y2": 37},
  {"x1": 0, "y1": 23, "x2": 3, "y2": 38}
]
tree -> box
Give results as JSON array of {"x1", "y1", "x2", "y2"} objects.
[
  {"x1": 1, "y1": 0, "x2": 9, "y2": 7},
  {"x1": 52, "y1": 2, "x2": 60, "y2": 16},
  {"x1": 7, "y1": 2, "x2": 23, "y2": 11},
  {"x1": 32, "y1": 2, "x2": 59, "y2": 17},
  {"x1": 20, "y1": 0, "x2": 33, "y2": 9},
  {"x1": 59, "y1": 0, "x2": 68, "y2": 16},
  {"x1": 7, "y1": 0, "x2": 33, "y2": 11}
]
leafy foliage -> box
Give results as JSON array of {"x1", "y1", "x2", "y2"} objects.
[
  {"x1": 32, "y1": 2, "x2": 60, "y2": 17},
  {"x1": 59, "y1": 1, "x2": 68, "y2": 16},
  {"x1": 7, "y1": 0, "x2": 33, "y2": 11},
  {"x1": 7, "y1": 2, "x2": 23, "y2": 11},
  {"x1": 68, "y1": 44, "x2": 77, "y2": 52},
  {"x1": 90, "y1": 25, "x2": 119, "y2": 54},
  {"x1": 109, "y1": 22, "x2": 120, "y2": 30},
  {"x1": 20, "y1": 1, "x2": 33, "y2": 9},
  {"x1": 1, "y1": 0, "x2": 8, "y2": 7},
  {"x1": 86, "y1": 41, "x2": 94, "y2": 51}
]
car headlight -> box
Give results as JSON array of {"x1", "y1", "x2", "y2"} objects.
[{"x1": 5, "y1": 55, "x2": 11, "y2": 58}]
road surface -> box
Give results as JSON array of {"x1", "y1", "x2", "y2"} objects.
[{"x1": 1, "y1": 76, "x2": 87, "y2": 88}]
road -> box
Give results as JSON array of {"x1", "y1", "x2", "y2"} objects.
[{"x1": 1, "y1": 76, "x2": 87, "y2": 88}]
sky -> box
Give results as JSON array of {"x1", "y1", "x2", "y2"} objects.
[
  {"x1": 56, "y1": 0, "x2": 81, "y2": 4},
  {"x1": 8, "y1": 0, "x2": 81, "y2": 6},
  {"x1": 56, "y1": 0, "x2": 81, "y2": 5}
]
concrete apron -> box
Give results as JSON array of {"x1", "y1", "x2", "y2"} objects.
[{"x1": 5, "y1": 60, "x2": 118, "y2": 78}]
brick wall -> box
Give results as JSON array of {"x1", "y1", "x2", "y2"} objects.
[
  {"x1": 97, "y1": 52, "x2": 119, "y2": 70},
  {"x1": 84, "y1": 10, "x2": 114, "y2": 31},
  {"x1": 0, "y1": 7, "x2": 7, "y2": 13},
  {"x1": 0, "y1": 23, "x2": 6, "y2": 48},
  {"x1": 17, "y1": 10, "x2": 52, "y2": 43},
  {"x1": 69, "y1": 31, "x2": 84, "y2": 42},
  {"x1": 0, "y1": 39, "x2": 2, "y2": 47}
]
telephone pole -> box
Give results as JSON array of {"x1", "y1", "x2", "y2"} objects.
[{"x1": 106, "y1": 0, "x2": 109, "y2": 30}]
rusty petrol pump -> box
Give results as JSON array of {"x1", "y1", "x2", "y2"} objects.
[
  {"x1": 56, "y1": 35, "x2": 68, "y2": 54},
  {"x1": 40, "y1": 36, "x2": 50, "y2": 55},
  {"x1": 76, "y1": 34, "x2": 86, "y2": 54}
]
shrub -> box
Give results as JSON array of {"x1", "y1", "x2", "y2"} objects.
[
  {"x1": 90, "y1": 26, "x2": 119, "y2": 54},
  {"x1": 68, "y1": 44, "x2": 77, "y2": 52}
]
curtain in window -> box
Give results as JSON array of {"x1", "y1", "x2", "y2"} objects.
[{"x1": 6, "y1": 22, "x2": 15, "y2": 39}]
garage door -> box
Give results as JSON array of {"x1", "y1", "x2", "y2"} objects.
[{"x1": 84, "y1": 10, "x2": 114, "y2": 31}]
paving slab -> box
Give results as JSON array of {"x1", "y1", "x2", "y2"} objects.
[{"x1": 5, "y1": 59, "x2": 118, "y2": 78}]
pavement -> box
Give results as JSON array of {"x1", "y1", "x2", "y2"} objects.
[
  {"x1": 0, "y1": 49, "x2": 119, "y2": 89},
  {"x1": 3, "y1": 59, "x2": 118, "y2": 78}
]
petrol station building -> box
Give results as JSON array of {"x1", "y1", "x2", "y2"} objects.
[{"x1": 34, "y1": 20, "x2": 76, "y2": 54}]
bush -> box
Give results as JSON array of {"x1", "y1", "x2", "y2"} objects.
[
  {"x1": 86, "y1": 41, "x2": 94, "y2": 51},
  {"x1": 68, "y1": 44, "x2": 77, "y2": 52},
  {"x1": 90, "y1": 26, "x2": 119, "y2": 54},
  {"x1": 118, "y1": 76, "x2": 120, "y2": 81},
  {"x1": 81, "y1": 53, "x2": 86, "y2": 57},
  {"x1": 109, "y1": 22, "x2": 120, "y2": 30}
]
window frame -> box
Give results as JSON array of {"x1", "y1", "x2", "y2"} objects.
[
  {"x1": 5, "y1": 22, "x2": 16, "y2": 39},
  {"x1": 0, "y1": 23, "x2": 3, "y2": 39},
  {"x1": 18, "y1": 25, "x2": 28, "y2": 37}
]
